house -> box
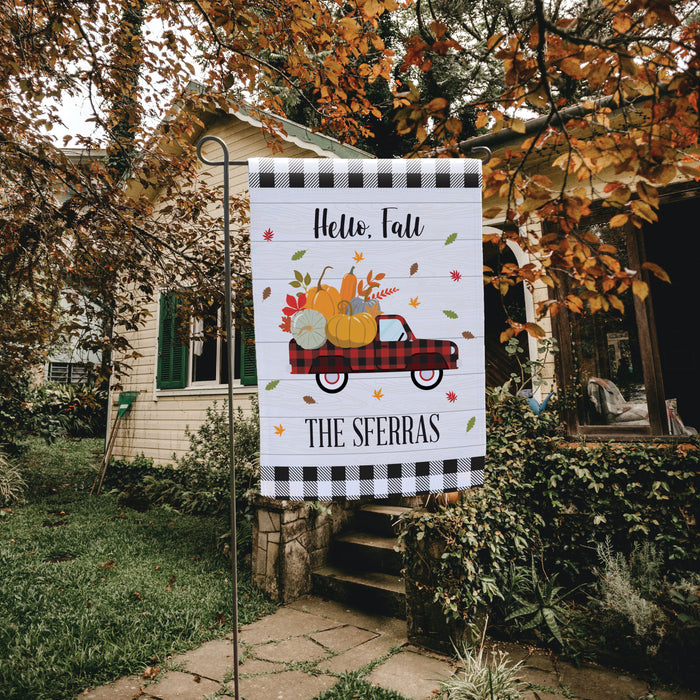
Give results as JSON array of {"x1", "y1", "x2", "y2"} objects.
[
  {"x1": 463, "y1": 101, "x2": 700, "y2": 439},
  {"x1": 107, "y1": 107, "x2": 370, "y2": 464}
]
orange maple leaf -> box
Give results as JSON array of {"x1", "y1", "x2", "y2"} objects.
[
  {"x1": 409, "y1": 296, "x2": 420, "y2": 308},
  {"x1": 274, "y1": 424, "x2": 285, "y2": 436},
  {"x1": 353, "y1": 251, "x2": 364, "y2": 263},
  {"x1": 372, "y1": 388, "x2": 384, "y2": 400}
]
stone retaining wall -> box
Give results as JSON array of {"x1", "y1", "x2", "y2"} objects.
[{"x1": 252, "y1": 495, "x2": 357, "y2": 603}]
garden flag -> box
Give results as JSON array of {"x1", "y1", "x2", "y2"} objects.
[{"x1": 249, "y1": 158, "x2": 485, "y2": 500}]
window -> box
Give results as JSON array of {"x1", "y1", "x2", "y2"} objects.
[
  {"x1": 553, "y1": 187, "x2": 700, "y2": 437},
  {"x1": 157, "y1": 291, "x2": 256, "y2": 390},
  {"x1": 47, "y1": 361, "x2": 90, "y2": 384}
]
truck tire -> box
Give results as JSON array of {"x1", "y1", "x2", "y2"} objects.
[
  {"x1": 411, "y1": 368, "x2": 443, "y2": 390},
  {"x1": 316, "y1": 372, "x2": 349, "y2": 394}
]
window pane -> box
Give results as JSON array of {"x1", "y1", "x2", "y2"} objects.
[
  {"x1": 574, "y1": 225, "x2": 649, "y2": 427},
  {"x1": 192, "y1": 315, "x2": 218, "y2": 383}
]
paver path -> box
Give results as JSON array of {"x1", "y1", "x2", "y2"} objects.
[{"x1": 79, "y1": 595, "x2": 700, "y2": 700}]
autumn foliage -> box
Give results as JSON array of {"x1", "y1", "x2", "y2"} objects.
[
  {"x1": 0, "y1": 0, "x2": 396, "y2": 382},
  {"x1": 394, "y1": 0, "x2": 700, "y2": 329}
]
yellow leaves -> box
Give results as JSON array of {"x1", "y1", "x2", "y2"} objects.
[
  {"x1": 372, "y1": 388, "x2": 384, "y2": 401},
  {"x1": 642, "y1": 262, "x2": 671, "y2": 283},
  {"x1": 409, "y1": 297, "x2": 420, "y2": 308},
  {"x1": 475, "y1": 112, "x2": 489, "y2": 129},
  {"x1": 274, "y1": 425, "x2": 285, "y2": 436},
  {"x1": 511, "y1": 118, "x2": 526, "y2": 134},
  {"x1": 632, "y1": 279, "x2": 649, "y2": 301},
  {"x1": 630, "y1": 199, "x2": 658, "y2": 223},
  {"x1": 609, "y1": 213, "x2": 629, "y2": 228},
  {"x1": 559, "y1": 57, "x2": 585, "y2": 79}
]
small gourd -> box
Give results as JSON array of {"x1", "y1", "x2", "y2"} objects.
[
  {"x1": 305, "y1": 266, "x2": 341, "y2": 319},
  {"x1": 326, "y1": 301, "x2": 377, "y2": 348},
  {"x1": 290, "y1": 309, "x2": 327, "y2": 349},
  {"x1": 339, "y1": 266, "x2": 357, "y2": 302},
  {"x1": 345, "y1": 295, "x2": 381, "y2": 318}
]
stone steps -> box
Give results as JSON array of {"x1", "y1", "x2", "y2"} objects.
[{"x1": 311, "y1": 503, "x2": 412, "y2": 619}]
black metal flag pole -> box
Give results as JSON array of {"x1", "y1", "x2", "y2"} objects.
[{"x1": 196, "y1": 136, "x2": 247, "y2": 700}]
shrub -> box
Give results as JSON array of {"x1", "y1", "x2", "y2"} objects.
[
  {"x1": 438, "y1": 635, "x2": 525, "y2": 700},
  {"x1": 586, "y1": 540, "x2": 700, "y2": 685},
  {"x1": 106, "y1": 398, "x2": 260, "y2": 517},
  {"x1": 0, "y1": 371, "x2": 35, "y2": 451},
  {"x1": 27, "y1": 382, "x2": 108, "y2": 442},
  {"x1": 398, "y1": 389, "x2": 699, "y2": 674},
  {"x1": 0, "y1": 450, "x2": 26, "y2": 506}
]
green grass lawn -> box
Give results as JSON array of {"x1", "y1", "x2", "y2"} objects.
[{"x1": 0, "y1": 438, "x2": 273, "y2": 700}]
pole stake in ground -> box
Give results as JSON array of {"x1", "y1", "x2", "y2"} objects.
[{"x1": 196, "y1": 136, "x2": 246, "y2": 700}]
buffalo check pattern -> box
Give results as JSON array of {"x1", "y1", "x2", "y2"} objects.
[
  {"x1": 260, "y1": 457, "x2": 485, "y2": 501},
  {"x1": 248, "y1": 157, "x2": 482, "y2": 190}
]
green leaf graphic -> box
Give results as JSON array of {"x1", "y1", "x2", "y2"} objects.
[
  {"x1": 442, "y1": 310, "x2": 459, "y2": 319},
  {"x1": 265, "y1": 380, "x2": 280, "y2": 391},
  {"x1": 466, "y1": 416, "x2": 476, "y2": 433},
  {"x1": 292, "y1": 250, "x2": 307, "y2": 260},
  {"x1": 445, "y1": 232, "x2": 458, "y2": 246}
]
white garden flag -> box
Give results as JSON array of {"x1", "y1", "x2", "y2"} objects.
[{"x1": 249, "y1": 158, "x2": 485, "y2": 500}]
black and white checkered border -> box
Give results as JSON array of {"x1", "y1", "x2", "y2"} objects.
[
  {"x1": 248, "y1": 157, "x2": 482, "y2": 190},
  {"x1": 259, "y1": 456, "x2": 485, "y2": 501}
]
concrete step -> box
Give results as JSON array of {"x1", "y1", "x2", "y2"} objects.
[
  {"x1": 311, "y1": 564, "x2": 406, "y2": 620},
  {"x1": 331, "y1": 530, "x2": 404, "y2": 576},
  {"x1": 354, "y1": 504, "x2": 412, "y2": 538}
]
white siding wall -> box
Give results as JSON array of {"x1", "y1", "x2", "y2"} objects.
[{"x1": 109, "y1": 116, "x2": 332, "y2": 464}]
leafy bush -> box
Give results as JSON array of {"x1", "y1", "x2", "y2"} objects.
[
  {"x1": 26, "y1": 382, "x2": 108, "y2": 442},
  {"x1": 584, "y1": 540, "x2": 700, "y2": 685},
  {"x1": 438, "y1": 639, "x2": 525, "y2": 700},
  {"x1": 398, "y1": 389, "x2": 699, "y2": 680},
  {"x1": 0, "y1": 371, "x2": 35, "y2": 451},
  {"x1": 0, "y1": 451, "x2": 25, "y2": 506},
  {"x1": 106, "y1": 398, "x2": 260, "y2": 517}
]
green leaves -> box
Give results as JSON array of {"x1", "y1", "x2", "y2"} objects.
[
  {"x1": 291, "y1": 250, "x2": 306, "y2": 261},
  {"x1": 444, "y1": 232, "x2": 458, "y2": 246},
  {"x1": 442, "y1": 309, "x2": 458, "y2": 319}
]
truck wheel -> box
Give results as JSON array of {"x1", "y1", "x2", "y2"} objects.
[
  {"x1": 411, "y1": 368, "x2": 443, "y2": 390},
  {"x1": 316, "y1": 372, "x2": 348, "y2": 394}
]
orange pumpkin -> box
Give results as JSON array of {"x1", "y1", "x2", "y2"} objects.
[
  {"x1": 305, "y1": 266, "x2": 341, "y2": 319},
  {"x1": 325, "y1": 302, "x2": 377, "y2": 348}
]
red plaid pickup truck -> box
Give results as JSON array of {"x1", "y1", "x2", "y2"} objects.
[{"x1": 289, "y1": 314, "x2": 459, "y2": 393}]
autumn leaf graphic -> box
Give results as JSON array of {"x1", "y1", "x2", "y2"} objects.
[
  {"x1": 353, "y1": 251, "x2": 364, "y2": 263},
  {"x1": 291, "y1": 250, "x2": 306, "y2": 260},
  {"x1": 274, "y1": 424, "x2": 285, "y2": 436},
  {"x1": 444, "y1": 232, "x2": 458, "y2": 246},
  {"x1": 262, "y1": 287, "x2": 271, "y2": 300},
  {"x1": 466, "y1": 417, "x2": 476, "y2": 433},
  {"x1": 303, "y1": 395, "x2": 316, "y2": 404},
  {"x1": 263, "y1": 228, "x2": 274, "y2": 241},
  {"x1": 410, "y1": 262, "x2": 418, "y2": 276},
  {"x1": 443, "y1": 310, "x2": 458, "y2": 319},
  {"x1": 282, "y1": 293, "x2": 306, "y2": 317},
  {"x1": 409, "y1": 297, "x2": 420, "y2": 308},
  {"x1": 372, "y1": 388, "x2": 384, "y2": 400},
  {"x1": 446, "y1": 391, "x2": 457, "y2": 403},
  {"x1": 279, "y1": 316, "x2": 291, "y2": 333},
  {"x1": 462, "y1": 331, "x2": 475, "y2": 339},
  {"x1": 450, "y1": 270, "x2": 462, "y2": 281},
  {"x1": 265, "y1": 380, "x2": 279, "y2": 391}
]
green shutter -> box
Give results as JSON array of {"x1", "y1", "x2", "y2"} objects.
[
  {"x1": 239, "y1": 325, "x2": 257, "y2": 386},
  {"x1": 157, "y1": 292, "x2": 189, "y2": 389},
  {"x1": 238, "y1": 274, "x2": 257, "y2": 386}
]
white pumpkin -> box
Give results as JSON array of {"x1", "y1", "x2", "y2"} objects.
[{"x1": 290, "y1": 308, "x2": 327, "y2": 349}]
